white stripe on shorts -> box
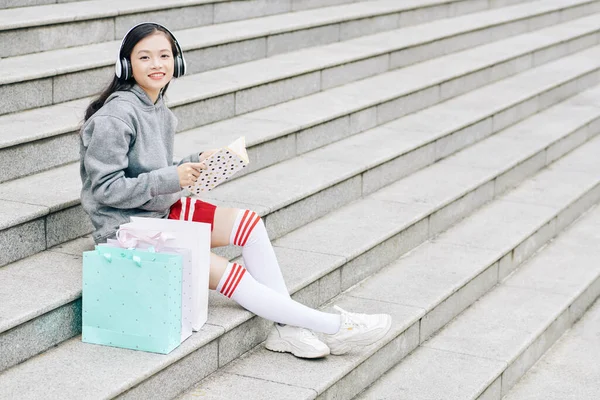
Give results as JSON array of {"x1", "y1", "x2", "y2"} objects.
[
  {"x1": 187, "y1": 198, "x2": 196, "y2": 221},
  {"x1": 179, "y1": 197, "x2": 187, "y2": 220}
]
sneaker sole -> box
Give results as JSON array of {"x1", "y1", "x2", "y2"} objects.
[
  {"x1": 329, "y1": 315, "x2": 393, "y2": 356},
  {"x1": 265, "y1": 338, "x2": 330, "y2": 359}
]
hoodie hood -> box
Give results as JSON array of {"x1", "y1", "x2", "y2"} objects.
[{"x1": 104, "y1": 83, "x2": 165, "y2": 110}]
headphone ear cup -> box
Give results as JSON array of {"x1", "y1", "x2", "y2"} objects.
[
  {"x1": 172, "y1": 57, "x2": 179, "y2": 78},
  {"x1": 173, "y1": 55, "x2": 183, "y2": 78},
  {"x1": 115, "y1": 58, "x2": 122, "y2": 78},
  {"x1": 180, "y1": 55, "x2": 187, "y2": 76},
  {"x1": 122, "y1": 57, "x2": 133, "y2": 81},
  {"x1": 117, "y1": 57, "x2": 127, "y2": 80},
  {"x1": 173, "y1": 55, "x2": 185, "y2": 78}
]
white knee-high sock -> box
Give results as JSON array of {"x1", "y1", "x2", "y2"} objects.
[
  {"x1": 230, "y1": 210, "x2": 289, "y2": 297},
  {"x1": 217, "y1": 262, "x2": 341, "y2": 334}
]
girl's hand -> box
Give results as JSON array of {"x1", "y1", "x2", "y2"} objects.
[
  {"x1": 199, "y1": 149, "x2": 219, "y2": 163},
  {"x1": 177, "y1": 162, "x2": 206, "y2": 187}
]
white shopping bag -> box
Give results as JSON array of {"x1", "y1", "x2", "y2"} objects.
[
  {"x1": 120, "y1": 217, "x2": 211, "y2": 331},
  {"x1": 105, "y1": 237, "x2": 194, "y2": 343}
]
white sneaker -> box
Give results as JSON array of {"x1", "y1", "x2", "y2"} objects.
[
  {"x1": 322, "y1": 306, "x2": 392, "y2": 355},
  {"x1": 265, "y1": 324, "x2": 330, "y2": 358}
]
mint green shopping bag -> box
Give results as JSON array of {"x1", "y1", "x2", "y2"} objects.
[{"x1": 82, "y1": 246, "x2": 183, "y2": 354}]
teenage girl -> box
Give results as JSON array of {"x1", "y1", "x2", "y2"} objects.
[{"x1": 79, "y1": 22, "x2": 392, "y2": 358}]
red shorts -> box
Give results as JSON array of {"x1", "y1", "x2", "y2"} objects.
[{"x1": 168, "y1": 197, "x2": 217, "y2": 231}]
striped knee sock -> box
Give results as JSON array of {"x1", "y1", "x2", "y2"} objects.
[
  {"x1": 217, "y1": 263, "x2": 341, "y2": 334},
  {"x1": 230, "y1": 210, "x2": 289, "y2": 297}
]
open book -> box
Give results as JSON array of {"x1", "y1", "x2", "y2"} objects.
[{"x1": 187, "y1": 137, "x2": 249, "y2": 194}]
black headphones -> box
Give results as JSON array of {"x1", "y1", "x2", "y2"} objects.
[{"x1": 115, "y1": 22, "x2": 187, "y2": 81}]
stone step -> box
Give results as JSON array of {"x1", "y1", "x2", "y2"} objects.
[
  {"x1": 0, "y1": 3, "x2": 600, "y2": 182},
  {"x1": 1, "y1": 0, "x2": 90, "y2": 11},
  {"x1": 0, "y1": 0, "x2": 382, "y2": 57},
  {"x1": 0, "y1": 0, "x2": 230, "y2": 57},
  {"x1": 0, "y1": 0, "x2": 580, "y2": 119},
  {"x1": 3, "y1": 8, "x2": 599, "y2": 186},
  {"x1": 502, "y1": 296, "x2": 600, "y2": 400},
  {"x1": 1, "y1": 79, "x2": 598, "y2": 393},
  {"x1": 0, "y1": 0, "x2": 528, "y2": 12},
  {"x1": 0, "y1": 0, "x2": 549, "y2": 118},
  {"x1": 2, "y1": 0, "x2": 596, "y2": 182},
  {"x1": 178, "y1": 127, "x2": 600, "y2": 399},
  {"x1": 0, "y1": 0, "x2": 383, "y2": 13},
  {"x1": 2, "y1": 36, "x2": 599, "y2": 268},
  {"x1": 355, "y1": 204, "x2": 600, "y2": 400},
  {"x1": 0, "y1": 0, "x2": 494, "y2": 73}
]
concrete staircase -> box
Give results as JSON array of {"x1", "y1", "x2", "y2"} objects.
[
  {"x1": 353, "y1": 169, "x2": 600, "y2": 399},
  {"x1": 1, "y1": 0, "x2": 599, "y2": 398},
  {"x1": 503, "y1": 295, "x2": 600, "y2": 400}
]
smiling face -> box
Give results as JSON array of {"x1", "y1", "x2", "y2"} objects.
[{"x1": 130, "y1": 31, "x2": 175, "y2": 103}]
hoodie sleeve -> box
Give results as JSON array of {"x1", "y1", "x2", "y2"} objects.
[
  {"x1": 82, "y1": 116, "x2": 181, "y2": 209},
  {"x1": 176, "y1": 152, "x2": 203, "y2": 165}
]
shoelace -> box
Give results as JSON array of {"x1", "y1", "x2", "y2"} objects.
[
  {"x1": 278, "y1": 324, "x2": 318, "y2": 339},
  {"x1": 297, "y1": 327, "x2": 318, "y2": 339},
  {"x1": 304, "y1": 328, "x2": 318, "y2": 337},
  {"x1": 334, "y1": 305, "x2": 366, "y2": 328}
]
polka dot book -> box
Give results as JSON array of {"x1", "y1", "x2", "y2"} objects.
[{"x1": 188, "y1": 136, "x2": 249, "y2": 194}]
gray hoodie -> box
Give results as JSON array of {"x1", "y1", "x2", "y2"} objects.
[{"x1": 79, "y1": 84, "x2": 201, "y2": 243}]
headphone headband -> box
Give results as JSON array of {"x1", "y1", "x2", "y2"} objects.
[{"x1": 115, "y1": 22, "x2": 186, "y2": 80}]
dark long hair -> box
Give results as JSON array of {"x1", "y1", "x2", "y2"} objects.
[{"x1": 84, "y1": 23, "x2": 178, "y2": 122}]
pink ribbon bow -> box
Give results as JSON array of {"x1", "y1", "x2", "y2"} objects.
[{"x1": 115, "y1": 228, "x2": 174, "y2": 251}]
